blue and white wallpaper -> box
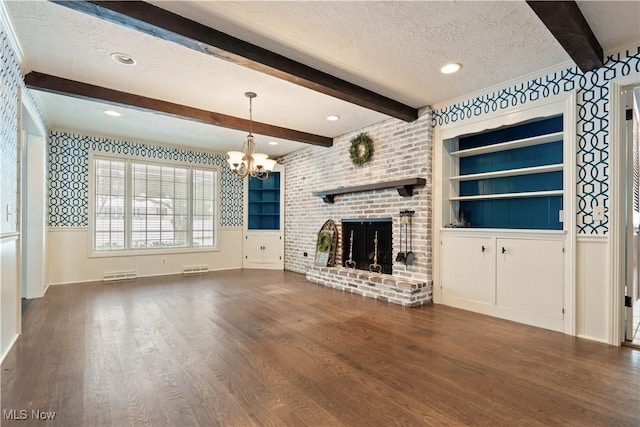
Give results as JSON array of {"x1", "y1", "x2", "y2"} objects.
[
  {"x1": 0, "y1": 24, "x2": 20, "y2": 234},
  {"x1": 433, "y1": 47, "x2": 640, "y2": 235},
  {"x1": 48, "y1": 131, "x2": 244, "y2": 228}
]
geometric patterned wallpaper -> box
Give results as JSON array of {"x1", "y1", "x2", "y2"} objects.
[
  {"x1": 0, "y1": 24, "x2": 20, "y2": 234},
  {"x1": 433, "y1": 47, "x2": 640, "y2": 235},
  {"x1": 49, "y1": 131, "x2": 244, "y2": 228}
]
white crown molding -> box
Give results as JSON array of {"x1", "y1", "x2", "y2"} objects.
[
  {"x1": 0, "y1": 1, "x2": 26, "y2": 68},
  {"x1": 431, "y1": 59, "x2": 575, "y2": 113}
]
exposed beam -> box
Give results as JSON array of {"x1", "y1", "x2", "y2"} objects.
[
  {"x1": 24, "y1": 72, "x2": 333, "y2": 147},
  {"x1": 526, "y1": 1, "x2": 603, "y2": 73},
  {"x1": 50, "y1": 0, "x2": 420, "y2": 122}
]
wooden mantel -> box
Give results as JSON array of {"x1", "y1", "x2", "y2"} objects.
[{"x1": 313, "y1": 178, "x2": 426, "y2": 204}]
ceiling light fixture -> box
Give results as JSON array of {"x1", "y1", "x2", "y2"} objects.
[
  {"x1": 440, "y1": 63, "x2": 462, "y2": 74},
  {"x1": 326, "y1": 115, "x2": 340, "y2": 121},
  {"x1": 110, "y1": 52, "x2": 136, "y2": 66},
  {"x1": 226, "y1": 92, "x2": 276, "y2": 180},
  {"x1": 103, "y1": 110, "x2": 122, "y2": 117},
  {"x1": 269, "y1": 141, "x2": 279, "y2": 145}
]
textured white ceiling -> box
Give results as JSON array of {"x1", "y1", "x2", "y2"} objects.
[
  {"x1": 577, "y1": 0, "x2": 640, "y2": 54},
  {"x1": 4, "y1": 0, "x2": 640, "y2": 155},
  {"x1": 149, "y1": 0, "x2": 570, "y2": 107}
]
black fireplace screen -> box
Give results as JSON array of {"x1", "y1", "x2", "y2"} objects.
[{"x1": 341, "y1": 218, "x2": 393, "y2": 274}]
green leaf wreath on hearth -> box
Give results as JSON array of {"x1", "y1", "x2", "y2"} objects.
[
  {"x1": 349, "y1": 132, "x2": 374, "y2": 166},
  {"x1": 316, "y1": 231, "x2": 333, "y2": 253}
]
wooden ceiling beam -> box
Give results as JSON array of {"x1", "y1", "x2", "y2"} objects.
[
  {"x1": 24, "y1": 72, "x2": 333, "y2": 147},
  {"x1": 526, "y1": 1, "x2": 603, "y2": 73},
  {"x1": 50, "y1": 0, "x2": 419, "y2": 122}
]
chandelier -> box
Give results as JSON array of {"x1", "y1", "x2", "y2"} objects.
[{"x1": 226, "y1": 92, "x2": 276, "y2": 180}]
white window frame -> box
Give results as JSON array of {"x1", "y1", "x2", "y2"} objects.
[{"x1": 88, "y1": 152, "x2": 220, "y2": 257}]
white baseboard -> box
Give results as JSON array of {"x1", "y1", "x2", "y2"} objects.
[
  {"x1": 1, "y1": 334, "x2": 19, "y2": 364},
  {"x1": 577, "y1": 334, "x2": 610, "y2": 345},
  {"x1": 46, "y1": 266, "x2": 242, "y2": 287}
]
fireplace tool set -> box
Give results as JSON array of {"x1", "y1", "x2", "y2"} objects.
[{"x1": 396, "y1": 210, "x2": 415, "y2": 266}]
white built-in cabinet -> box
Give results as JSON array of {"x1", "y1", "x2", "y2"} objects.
[
  {"x1": 243, "y1": 164, "x2": 284, "y2": 270},
  {"x1": 441, "y1": 233, "x2": 565, "y2": 332},
  {"x1": 243, "y1": 233, "x2": 283, "y2": 268},
  {"x1": 435, "y1": 94, "x2": 576, "y2": 334}
]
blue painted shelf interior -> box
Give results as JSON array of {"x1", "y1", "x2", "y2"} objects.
[
  {"x1": 452, "y1": 115, "x2": 563, "y2": 230},
  {"x1": 248, "y1": 172, "x2": 280, "y2": 230}
]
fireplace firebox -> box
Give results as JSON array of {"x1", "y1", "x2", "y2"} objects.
[{"x1": 341, "y1": 218, "x2": 393, "y2": 274}]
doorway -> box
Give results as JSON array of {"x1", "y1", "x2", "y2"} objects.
[{"x1": 19, "y1": 95, "x2": 47, "y2": 303}]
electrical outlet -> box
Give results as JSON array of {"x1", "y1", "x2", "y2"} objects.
[
  {"x1": 594, "y1": 206, "x2": 605, "y2": 221},
  {"x1": 161, "y1": 257, "x2": 167, "y2": 265}
]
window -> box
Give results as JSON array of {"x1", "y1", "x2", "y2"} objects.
[{"x1": 93, "y1": 156, "x2": 218, "y2": 252}]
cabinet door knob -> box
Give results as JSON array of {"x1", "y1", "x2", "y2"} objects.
[
  {"x1": 501, "y1": 247, "x2": 506, "y2": 254},
  {"x1": 481, "y1": 245, "x2": 486, "y2": 253}
]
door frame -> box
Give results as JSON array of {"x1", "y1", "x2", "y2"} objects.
[
  {"x1": 609, "y1": 74, "x2": 640, "y2": 345},
  {"x1": 18, "y1": 88, "x2": 48, "y2": 301}
]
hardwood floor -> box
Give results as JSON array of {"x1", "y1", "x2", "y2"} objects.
[{"x1": 2, "y1": 270, "x2": 639, "y2": 426}]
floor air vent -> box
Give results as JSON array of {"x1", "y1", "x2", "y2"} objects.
[
  {"x1": 183, "y1": 265, "x2": 209, "y2": 275},
  {"x1": 103, "y1": 271, "x2": 137, "y2": 282}
]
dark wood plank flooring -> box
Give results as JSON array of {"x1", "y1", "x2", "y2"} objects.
[{"x1": 2, "y1": 270, "x2": 639, "y2": 426}]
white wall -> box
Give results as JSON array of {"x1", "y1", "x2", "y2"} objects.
[
  {"x1": 47, "y1": 228, "x2": 243, "y2": 284},
  {"x1": 576, "y1": 236, "x2": 609, "y2": 343},
  {"x1": 0, "y1": 235, "x2": 19, "y2": 361},
  {"x1": 22, "y1": 134, "x2": 47, "y2": 298}
]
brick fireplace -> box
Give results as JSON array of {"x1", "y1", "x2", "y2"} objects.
[{"x1": 281, "y1": 107, "x2": 434, "y2": 307}]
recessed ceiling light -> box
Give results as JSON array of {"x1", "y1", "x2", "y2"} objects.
[
  {"x1": 104, "y1": 110, "x2": 122, "y2": 117},
  {"x1": 440, "y1": 63, "x2": 462, "y2": 74},
  {"x1": 268, "y1": 141, "x2": 279, "y2": 145},
  {"x1": 110, "y1": 52, "x2": 136, "y2": 66},
  {"x1": 326, "y1": 115, "x2": 340, "y2": 121}
]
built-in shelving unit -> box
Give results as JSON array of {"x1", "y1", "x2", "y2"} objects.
[
  {"x1": 444, "y1": 115, "x2": 564, "y2": 230},
  {"x1": 450, "y1": 190, "x2": 563, "y2": 201},
  {"x1": 243, "y1": 165, "x2": 285, "y2": 270},
  {"x1": 449, "y1": 164, "x2": 563, "y2": 181},
  {"x1": 449, "y1": 131, "x2": 563, "y2": 157},
  {"x1": 247, "y1": 172, "x2": 281, "y2": 230},
  {"x1": 436, "y1": 94, "x2": 575, "y2": 335}
]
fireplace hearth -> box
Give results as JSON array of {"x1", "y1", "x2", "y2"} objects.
[{"x1": 341, "y1": 218, "x2": 393, "y2": 274}]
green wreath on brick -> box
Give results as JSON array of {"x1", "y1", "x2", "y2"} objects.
[
  {"x1": 349, "y1": 132, "x2": 374, "y2": 166},
  {"x1": 316, "y1": 231, "x2": 333, "y2": 253}
]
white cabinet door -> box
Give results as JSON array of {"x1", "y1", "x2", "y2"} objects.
[
  {"x1": 243, "y1": 233, "x2": 284, "y2": 269},
  {"x1": 496, "y1": 238, "x2": 564, "y2": 331},
  {"x1": 441, "y1": 236, "x2": 494, "y2": 307},
  {"x1": 261, "y1": 234, "x2": 284, "y2": 266},
  {"x1": 244, "y1": 234, "x2": 265, "y2": 265}
]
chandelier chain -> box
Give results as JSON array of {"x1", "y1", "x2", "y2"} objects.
[
  {"x1": 248, "y1": 95, "x2": 253, "y2": 135},
  {"x1": 226, "y1": 91, "x2": 274, "y2": 180}
]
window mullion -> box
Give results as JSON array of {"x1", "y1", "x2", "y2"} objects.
[
  {"x1": 125, "y1": 160, "x2": 132, "y2": 250},
  {"x1": 188, "y1": 167, "x2": 193, "y2": 248}
]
